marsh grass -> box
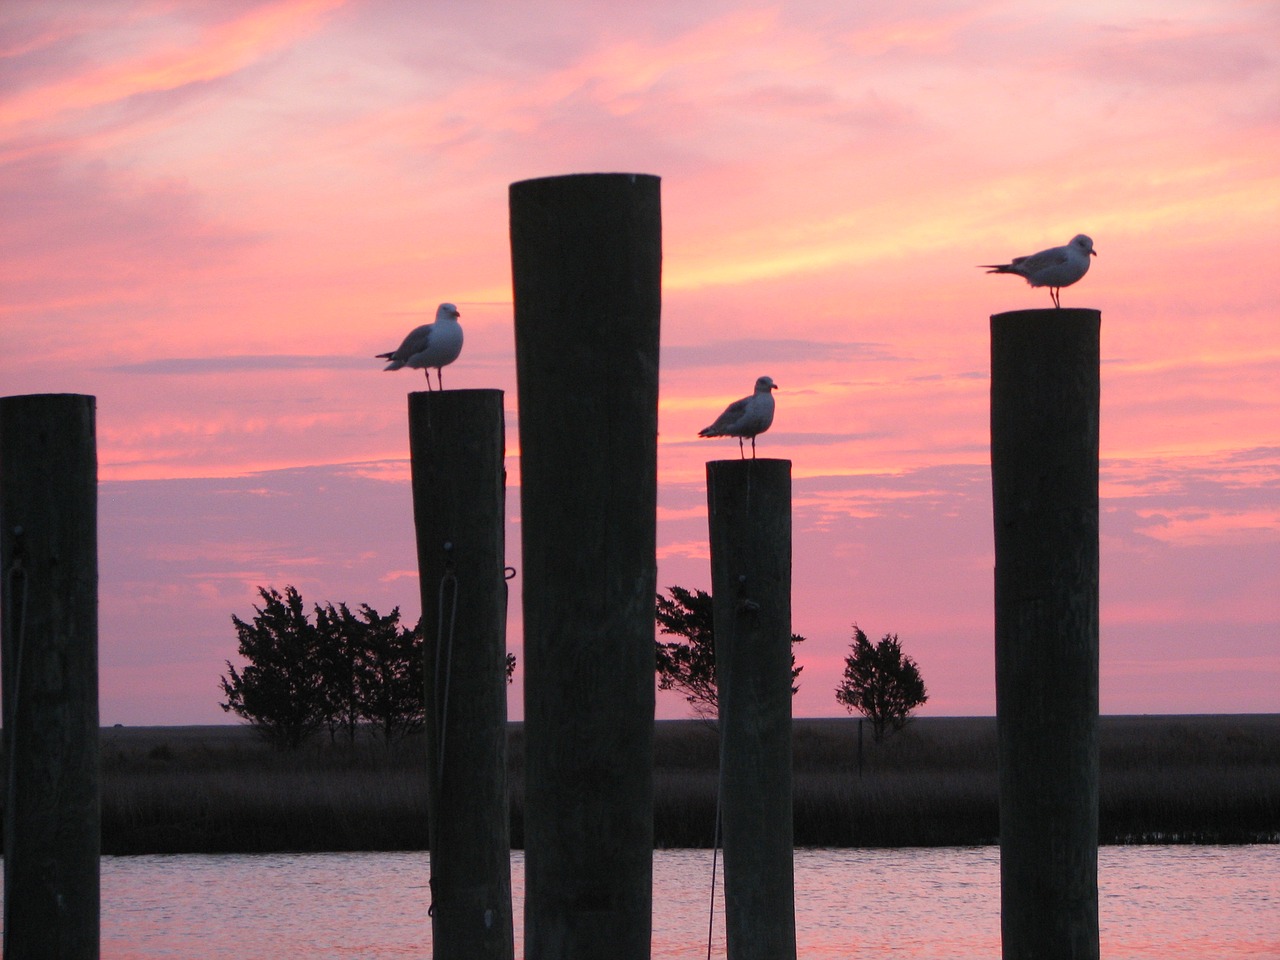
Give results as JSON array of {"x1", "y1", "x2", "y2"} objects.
[
  {"x1": 1099, "y1": 715, "x2": 1280, "y2": 844},
  {"x1": 98, "y1": 729, "x2": 430, "y2": 853},
  {"x1": 77, "y1": 715, "x2": 1280, "y2": 854}
]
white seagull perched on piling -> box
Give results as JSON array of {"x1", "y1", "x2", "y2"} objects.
[
  {"x1": 699, "y1": 376, "x2": 778, "y2": 459},
  {"x1": 980, "y1": 234, "x2": 1097, "y2": 308},
  {"x1": 375, "y1": 302, "x2": 464, "y2": 390}
]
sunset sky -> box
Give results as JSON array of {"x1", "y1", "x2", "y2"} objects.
[{"x1": 3, "y1": 0, "x2": 1277, "y2": 725}]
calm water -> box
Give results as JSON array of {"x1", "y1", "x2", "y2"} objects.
[{"x1": 13, "y1": 846, "x2": 1278, "y2": 958}]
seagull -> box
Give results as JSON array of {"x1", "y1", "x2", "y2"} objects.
[
  {"x1": 699, "y1": 376, "x2": 778, "y2": 459},
  {"x1": 375, "y1": 303, "x2": 464, "y2": 390},
  {"x1": 980, "y1": 234, "x2": 1097, "y2": 308}
]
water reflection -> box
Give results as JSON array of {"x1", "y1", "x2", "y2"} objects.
[{"x1": 21, "y1": 845, "x2": 1276, "y2": 959}]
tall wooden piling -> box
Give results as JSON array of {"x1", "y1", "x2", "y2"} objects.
[
  {"x1": 409, "y1": 388, "x2": 514, "y2": 960},
  {"x1": 990, "y1": 309, "x2": 1101, "y2": 960},
  {"x1": 1, "y1": 393, "x2": 100, "y2": 960},
  {"x1": 510, "y1": 172, "x2": 661, "y2": 960},
  {"x1": 706, "y1": 458, "x2": 796, "y2": 960}
]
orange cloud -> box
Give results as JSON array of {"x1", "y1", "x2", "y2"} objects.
[{"x1": 1, "y1": 0, "x2": 347, "y2": 133}]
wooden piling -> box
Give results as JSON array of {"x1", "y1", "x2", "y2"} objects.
[
  {"x1": 706, "y1": 458, "x2": 796, "y2": 960},
  {"x1": 509, "y1": 172, "x2": 661, "y2": 960},
  {"x1": 1, "y1": 393, "x2": 100, "y2": 960},
  {"x1": 990, "y1": 309, "x2": 1101, "y2": 960},
  {"x1": 409, "y1": 388, "x2": 513, "y2": 960}
]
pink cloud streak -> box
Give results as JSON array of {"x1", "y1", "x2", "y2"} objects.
[{"x1": 2, "y1": 0, "x2": 1276, "y2": 723}]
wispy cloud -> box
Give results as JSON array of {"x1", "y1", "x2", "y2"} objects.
[
  {"x1": 107, "y1": 355, "x2": 370, "y2": 374},
  {"x1": 5, "y1": 0, "x2": 1275, "y2": 721},
  {"x1": 1, "y1": 0, "x2": 348, "y2": 133},
  {"x1": 662, "y1": 338, "x2": 895, "y2": 369}
]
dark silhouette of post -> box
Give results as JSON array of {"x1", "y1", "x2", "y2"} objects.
[
  {"x1": 1, "y1": 393, "x2": 100, "y2": 960},
  {"x1": 409, "y1": 388, "x2": 514, "y2": 960},
  {"x1": 510, "y1": 173, "x2": 661, "y2": 960},
  {"x1": 991, "y1": 308, "x2": 1101, "y2": 960},
  {"x1": 706, "y1": 458, "x2": 796, "y2": 960}
]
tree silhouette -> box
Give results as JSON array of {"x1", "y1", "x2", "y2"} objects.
[
  {"x1": 223, "y1": 586, "x2": 516, "y2": 749},
  {"x1": 351, "y1": 604, "x2": 424, "y2": 744},
  {"x1": 655, "y1": 585, "x2": 804, "y2": 721},
  {"x1": 834, "y1": 625, "x2": 928, "y2": 742},
  {"x1": 220, "y1": 586, "x2": 328, "y2": 749},
  {"x1": 315, "y1": 600, "x2": 362, "y2": 744}
]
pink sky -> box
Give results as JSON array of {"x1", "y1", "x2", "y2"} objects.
[{"x1": 3, "y1": 0, "x2": 1277, "y2": 725}]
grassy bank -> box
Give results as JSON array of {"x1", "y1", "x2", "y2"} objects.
[{"x1": 84, "y1": 715, "x2": 1280, "y2": 854}]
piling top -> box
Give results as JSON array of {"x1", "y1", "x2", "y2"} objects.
[
  {"x1": 510, "y1": 172, "x2": 660, "y2": 191},
  {"x1": 1, "y1": 392, "x2": 96, "y2": 404},
  {"x1": 407, "y1": 388, "x2": 505, "y2": 400},
  {"x1": 991, "y1": 307, "x2": 1100, "y2": 324},
  {"x1": 705, "y1": 457, "x2": 793, "y2": 467}
]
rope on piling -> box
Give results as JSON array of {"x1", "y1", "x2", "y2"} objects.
[
  {"x1": 4, "y1": 524, "x2": 28, "y2": 737},
  {"x1": 706, "y1": 747, "x2": 724, "y2": 960},
  {"x1": 428, "y1": 541, "x2": 460, "y2": 919},
  {"x1": 4, "y1": 524, "x2": 30, "y2": 930},
  {"x1": 434, "y1": 543, "x2": 459, "y2": 783}
]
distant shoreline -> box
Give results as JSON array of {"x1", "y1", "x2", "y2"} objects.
[
  {"x1": 99, "y1": 711, "x2": 1280, "y2": 729},
  {"x1": 85, "y1": 715, "x2": 1279, "y2": 855}
]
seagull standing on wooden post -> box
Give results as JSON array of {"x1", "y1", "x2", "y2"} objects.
[
  {"x1": 699, "y1": 375, "x2": 778, "y2": 459},
  {"x1": 376, "y1": 302, "x2": 464, "y2": 390},
  {"x1": 980, "y1": 234, "x2": 1097, "y2": 308}
]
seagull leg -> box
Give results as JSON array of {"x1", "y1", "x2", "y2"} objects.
[
  {"x1": 423, "y1": 369, "x2": 434, "y2": 390},
  {"x1": 1051, "y1": 287, "x2": 1061, "y2": 309},
  {"x1": 751, "y1": 436, "x2": 757, "y2": 459},
  {"x1": 738, "y1": 438, "x2": 745, "y2": 459}
]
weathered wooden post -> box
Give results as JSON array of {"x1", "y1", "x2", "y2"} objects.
[
  {"x1": 510, "y1": 172, "x2": 661, "y2": 960},
  {"x1": 991, "y1": 308, "x2": 1101, "y2": 960},
  {"x1": 409, "y1": 388, "x2": 514, "y2": 960},
  {"x1": 706, "y1": 458, "x2": 796, "y2": 960},
  {"x1": 1, "y1": 393, "x2": 100, "y2": 960}
]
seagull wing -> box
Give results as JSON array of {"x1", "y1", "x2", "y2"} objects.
[
  {"x1": 1013, "y1": 246, "x2": 1070, "y2": 272},
  {"x1": 377, "y1": 324, "x2": 433, "y2": 366},
  {"x1": 700, "y1": 396, "x2": 751, "y2": 436},
  {"x1": 981, "y1": 246, "x2": 1068, "y2": 277}
]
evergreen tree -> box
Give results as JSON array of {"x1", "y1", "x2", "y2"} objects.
[
  {"x1": 315, "y1": 601, "x2": 362, "y2": 744},
  {"x1": 352, "y1": 604, "x2": 424, "y2": 744},
  {"x1": 835, "y1": 625, "x2": 928, "y2": 742},
  {"x1": 224, "y1": 587, "x2": 513, "y2": 749},
  {"x1": 220, "y1": 586, "x2": 328, "y2": 749},
  {"x1": 655, "y1": 585, "x2": 804, "y2": 721}
]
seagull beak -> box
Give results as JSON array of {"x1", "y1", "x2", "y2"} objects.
[{"x1": 1090, "y1": 249, "x2": 1097, "y2": 257}]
